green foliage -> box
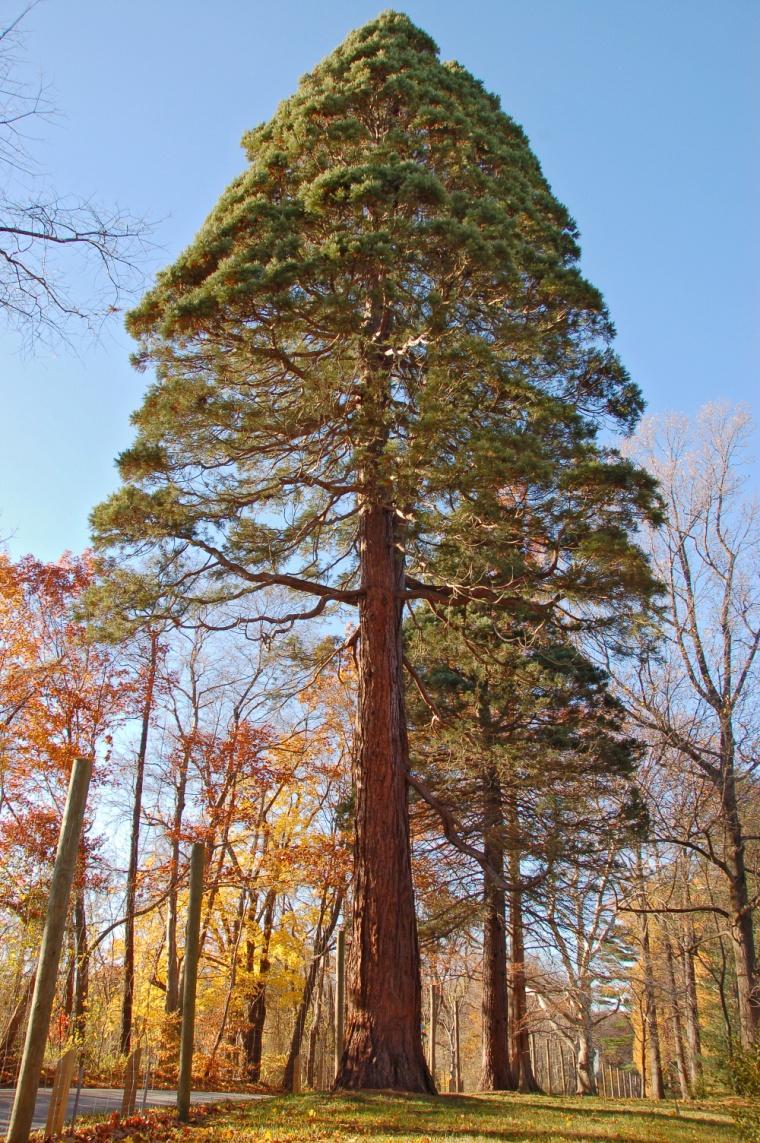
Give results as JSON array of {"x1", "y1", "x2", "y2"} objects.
[{"x1": 91, "y1": 10, "x2": 661, "y2": 637}]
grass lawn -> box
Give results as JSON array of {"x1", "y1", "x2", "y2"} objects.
[{"x1": 58, "y1": 1091, "x2": 743, "y2": 1143}]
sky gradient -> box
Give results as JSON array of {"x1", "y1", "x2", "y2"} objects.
[{"x1": 1, "y1": 0, "x2": 758, "y2": 561}]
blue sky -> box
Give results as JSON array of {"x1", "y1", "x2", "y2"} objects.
[{"x1": 1, "y1": 0, "x2": 758, "y2": 562}]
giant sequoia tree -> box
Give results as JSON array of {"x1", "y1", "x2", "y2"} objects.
[{"x1": 92, "y1": 13, "x2": 660, "y2": 1091}]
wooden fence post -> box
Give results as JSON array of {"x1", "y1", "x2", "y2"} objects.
[
  {"x1": 44, "y1": 1048, "x2": 77, "y2": 1138},
  {"x1": 177, "y1": 844, "x2": 205, "y2": 1123},
  {"x1": 559, "y1": 1045, "x2": 566, "y2": 1094},
  {"x1": 6, "y1": 757, "x2": 92, "y2": 1143},
  {"x1": 121, "y1": 1045, "x2": 142, "y2": 1116}
]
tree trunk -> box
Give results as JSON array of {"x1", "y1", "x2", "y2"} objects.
[
  {"x1": 165, "y1": 741, "x2": 191, "y2": 1016},
  {"x1": 203, "y1": 884, "x2": 248, "y2": 1080},
  {"x1": 681, "y1": 918, "x2": 702, "y2": 1092},
  {"x1": 120, "y1": 631, "x2": 159, "y2": 1056},
  {"x1": 720, "y1": 758, "x2": 759, "y2": 1047},
  {"x1": 283, "y1": 890, "x2": 343, "y2": 1092},
  {"x1": 640, "y1": 918, "x2": 664, "y2": 1098},
  {"x1": 662, "y1": 930, "x2": 690, "y2": 1098},
  {"x1": 479, "y1": 765, "x2": 514, "y2": 1090},
  {"x1": 575, "y1": 1010, "x2": 597, "y2": 1096},
  {"x1": 243, "y1": 889, "x2": 276, "y2": 1082},
  {"x1": 72, "y1": 885, "x2": 89, "y2": 1045},
  {"x1": 306, "y1": 956, "x2": 327, "y2": 1089},
  {"x1": 450, "y1": 998, "x2": 462, "y2": 1092},
  {"x1": 335, "y1": 502, "x2": 432, "y2": 1092},
  {"x1": 507, "y1": 837, "x2": 540, "y2": 1093}
]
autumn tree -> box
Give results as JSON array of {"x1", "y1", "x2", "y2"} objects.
[
  {"x1": 92, "y1": 13, "x2": 660, "y2": 1090},
  {"x1": 0, "y1": 553, "x2": 134, "y2": 1052}
]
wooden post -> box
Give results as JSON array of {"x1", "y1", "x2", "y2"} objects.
[
  {"x1": 334, "y1": 928, "x2": 345, "y2": 1076},
  {"x1": 121, "y1": 1045, "x2": 142, "y2": 1116},
  {"x1": 559, "y1": 1045, "x2": 566, "y2": 1094},
  {"x1": 44, "y1": 1048, "x2": 77, "y2": 1138},
  {"x1": 544, "y1": 1039, "x2": 552, "y2": 1094},
  {"x1": 428, "y1": 982, "x2": 437, "y2": 1083},
  {"x1": 606, "y1": 1063, "x2": 614, "y2": 1098},
  {"x1": 177, "y1": 844, "x2": 204, "y2": 1123},
  {"x1": 7, "y1": 757, "x2": 92, "y2": 1143}
]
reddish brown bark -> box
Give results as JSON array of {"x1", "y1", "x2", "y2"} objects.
[{"x1": 335, "y1": 503, "x2": 433, "y2": 1092}]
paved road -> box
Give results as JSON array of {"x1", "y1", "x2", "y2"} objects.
[{"x1": 0, "y1": 1087, "x2": 265, "y2": 1135}]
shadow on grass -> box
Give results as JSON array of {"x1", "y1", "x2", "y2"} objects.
[
  {"x1": 245, "y1": 1092, "x2": 736, "y2": 1141},
  {"x1": 324, "y1": 1090, "x2": 731, "y2": 1125}
]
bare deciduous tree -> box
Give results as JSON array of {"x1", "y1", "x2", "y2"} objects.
[
  {"x1": 613, "y1": 404, "x2": 760, "y2": 1046},
  {"x1": 0, "y1": 4, "x2": 148, "y2": 345}
]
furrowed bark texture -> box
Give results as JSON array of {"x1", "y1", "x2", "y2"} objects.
[{"x1": 335, "y1": 503, "x2": 434, "y2": 1092}]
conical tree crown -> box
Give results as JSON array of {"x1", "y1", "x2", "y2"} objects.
[{"x1": 96, "y1": 12, "x2": 660, "y2": 622}]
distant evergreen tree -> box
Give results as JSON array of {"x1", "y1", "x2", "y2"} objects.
[
  {"x1": 92, "y1": 12, "x2": 660, "y2": 1090},
  {"x1": 405, "y1": 612, "x2": 645, "y2": 1092}
]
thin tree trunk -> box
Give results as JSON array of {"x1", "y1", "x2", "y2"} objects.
[
  {"x1": 507, "y1": 831, "x2": 540, "y2": 1093},
  {"x1": 640, "y1": 922, "x2": 664, "y2": 1098},
  {"x1": 120, "y1": 631, "x2": 159, "y2": 1056},
  {"x1": 335, "y1": 501, "x2": 433, "y2": 1092},
  {"x1": 165, "y1": 742, "x2": 191, "y2": 1016},
  {"x1": 479, "y1": 765, "x2": 513, "y2": 1090},
  {"x1": 453, "y1": 998, "x2": 462, "y2": 1092},
  {"x1": 575, "y1": 1009, "x2": 597, "y2": 1096},
  {"x1": 203, "y1": 885, "x2": 248, "y2": 1080},
  {"x1": 283, "y1": 890, "x2": 343, "y2": 1092},
  {"x1": 72, "y1": 885, "x2": 89, "y2": 1045},
  {"x1": 720, "y1": 758, "x2": 759, "y2": 1047},
  {"x1": 306, "y1": 956, "x2": 327, "y2": 1089},
  {"x1": 681, "y1": 917, "x2": 702, "y2": 1092},
  {"x1": 662, "y1": 930, "x2": 690, "y2": 1098},
  {"x1": 244, "y1": 889, "x2": 276, "y2": 1082}
]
